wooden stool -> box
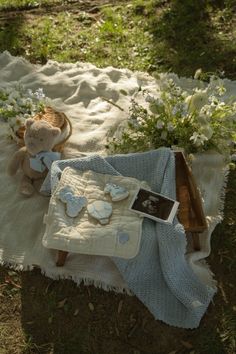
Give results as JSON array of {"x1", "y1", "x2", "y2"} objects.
[
  {"x1": 56, "y1": 250, "x2": 69, "y2": 267},
  {"x1": 56, "y1": 151, "x2": 207, "y2": 266}
]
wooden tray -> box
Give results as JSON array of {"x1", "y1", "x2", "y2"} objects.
[
  {"x1": 56, "y1": 151, "x2": 208, "y2": 266},
  {"x1": 175, "y1": 151, "x2": 207, "y2": 233}
]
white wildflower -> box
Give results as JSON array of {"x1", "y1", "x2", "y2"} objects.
[
  {"x1": 171, "y1": 85, "x2": 182, "y2": 96},
  {"x1": 167, "y1": 122, "x2": 174, "y2": 132},
  {"x1": 209, "y1": 95, "x2": 218, "y2": 105},
  {"x1": 34, "y1": 88, "x2": 45, "y2": 100},
  {"x1": 194, "y1": 68, "x2": 202, "y2": 80},
  {"x1": 216, "y1": 85, "x2": 226, "y2": 96},
  {"x1": 181, "y1": 91, "x2": 189, "y2": 99},
  {"x1": 156, "y1": 120, "x2": 164, "y2": 129},
  {"x1": 0, "y1": 86, "x2": 47, "y2": 138},
  {"x1": 188, "y1": 153, "x2": 194, "y2": 162},
  {"x1": 201, "y1": 104, "x2": 213, "y2": 116},
  {"x1": 217, "y1": 101, "x2": 226, "y2": 110},
  {"x1": 111, "y1": 77, "x2": 235, "y2": 154},
  {"x1": 190, "y1": 132, "x2": 208, "y2": 147},
  {"x1": 137, "y1": 116, "x2": 145, "y2": 125},
  {"x1": 186, "y1": 90, "x2": 208, "y2": 112},
  {"x1": 168, "y1": 79, "x2": 174, "y2": 85}
]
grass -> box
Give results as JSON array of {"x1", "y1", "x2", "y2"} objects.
[
  {"x1": 0, "y1": 0, "x2": 236, "y2": 353},
  {"x1": 0, "y1": 0, "x2": 60, "y2": 10},
  {"x1": 0, "y1": 0, "x2": 235, "y2": 76}
]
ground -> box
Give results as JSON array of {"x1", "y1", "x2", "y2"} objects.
[{"x1": 0, "y1": 1, "x2": 236, "y2": 353}]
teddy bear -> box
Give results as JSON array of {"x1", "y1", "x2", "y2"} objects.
[{"x1": 7, "y1": 118, "x2": 61, "y2": 196}]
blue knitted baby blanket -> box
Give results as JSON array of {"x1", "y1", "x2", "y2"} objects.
[{"x1": 41, "y1": 147, "x2": 215, "y2": 328}]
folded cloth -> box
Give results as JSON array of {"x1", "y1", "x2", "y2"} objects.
[
  {"x1": 43, "y1": 168, "x2": 149, "y2": 259},
  {"x1": 30, "y1": 151, "x2": 61, "y2": 173},
  {"x1": 41, "y1": 147, "x2": 216, "y2": 329}
]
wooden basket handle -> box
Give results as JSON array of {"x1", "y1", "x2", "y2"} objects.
[{"x1": 53, "y1": 113, "x2": 73, "y2": 152}]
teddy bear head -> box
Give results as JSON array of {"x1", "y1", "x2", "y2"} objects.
[{"x1": 24, "y1": 118, "x2": 61, "y2": 156}]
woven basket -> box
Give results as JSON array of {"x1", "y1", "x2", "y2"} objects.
[{"x1": 15, "y1": 107, "x2": 72, "y2": 152}]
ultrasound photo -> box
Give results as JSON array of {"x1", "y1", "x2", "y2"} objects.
[{"x1": 130, "y1": 188, "x2": 177, "y2": 222}]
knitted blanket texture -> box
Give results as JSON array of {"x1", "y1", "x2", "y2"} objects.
[{"x1": 41, "y1": 148, "x2": 216, "y2": 329}]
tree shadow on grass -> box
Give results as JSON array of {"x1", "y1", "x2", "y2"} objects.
[
  {"x1": 17, "y1": 266, "x2": 228, "y2": 354},
  {"x1": 149, "y1": 0, "x2": 236, "y2": 78},
  {"x1": 20, "y1": 270, "x2": 91, "y2": 354},
  {"x1": 0, "y1": 16, "x2": 25, "y2": 58}
]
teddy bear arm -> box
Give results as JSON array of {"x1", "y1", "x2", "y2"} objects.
[{"x1": 7, "y1": 147, "x2": 27, "y2": 176}]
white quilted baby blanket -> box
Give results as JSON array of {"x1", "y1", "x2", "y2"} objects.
[{"x1": 43, "y1": 168, "x2": 149, "y2": 259}]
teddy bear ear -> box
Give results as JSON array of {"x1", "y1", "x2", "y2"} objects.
[
  {"x1": 51, "y1": 127, "x2": 61, "y2": 137},
  {"x1": 25, "y1": 118, "x2": 35, "y2": 128}
]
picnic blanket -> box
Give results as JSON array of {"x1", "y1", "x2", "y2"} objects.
[{"x1": 0, "y1": 51, "x2": 231, "y2": 328}]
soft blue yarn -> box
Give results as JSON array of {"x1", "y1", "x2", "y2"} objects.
[{"x1": 41, "y1": 148, "x2": 216, "y2": 328}]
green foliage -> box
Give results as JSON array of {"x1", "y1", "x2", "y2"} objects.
[
  {"x1": 0, "y1": 0, "x2": 58, "y2": 10},
  {"x1": 109, "y1": 76, "x2": 236, "y2": 155},
  {"x1": 0, "y1": 0, "x2": 235, "y2": 76},
  {"x1": 148, "y1": 0, "x2": 236, "y2": 77},
  {"x1": 220, "y1": 310, "x2": 236, "y2": 352},
  {"x1": 0, "y1": 86, "x2": 47, "y2": 141}
]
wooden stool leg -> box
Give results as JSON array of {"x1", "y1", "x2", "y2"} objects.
[{"x1": 56, "y1": 250, "x2": 68, "y2": 267}]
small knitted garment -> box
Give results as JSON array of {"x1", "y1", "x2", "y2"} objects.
[{"x1": 41, "y1": 148, "x2": 216, "y2": 328}]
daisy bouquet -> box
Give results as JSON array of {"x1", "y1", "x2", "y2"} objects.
[
  {"x1": 109, "y1": 76, "x2": 236, "y2": 156},
  {"x1": 0, "y1": 86, "x2": 47, "y2": 141}
]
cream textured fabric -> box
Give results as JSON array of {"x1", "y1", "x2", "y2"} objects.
[
  {"x1": 43, "y1": 168, "x2": 149, "y2": 258},
  {"x1": 0, "y1": 52, "x2": 234, "y2": 327}
]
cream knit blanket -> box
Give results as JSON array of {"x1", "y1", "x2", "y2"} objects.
[{"x1": 0, "y1": 52, "x2": 232, "y2": 327}]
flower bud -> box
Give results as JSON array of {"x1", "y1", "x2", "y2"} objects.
[
  {"x1": 186, "y1": 91, "x2": 208, "y2": 112},
  {"x1": 194, "y1": 68, "x2": 202, "y2": 80}
]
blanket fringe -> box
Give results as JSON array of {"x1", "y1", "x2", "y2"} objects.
[
  {"x1": 0, "y1": 260, "x2": 34, "y2": 272},
  {"x1": 40, "y1": 267, "x2": 133, "y2": 296},
  {"x1": 217, "y1": 165, "x2": 230, "y2": 220},
  {"x1": 0, "y1": 259, "x2": 132, "y2": 296}
]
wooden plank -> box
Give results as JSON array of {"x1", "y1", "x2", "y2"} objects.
[{"x1": 175, "y1": 151, "x2": 207, "y2": 233}]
